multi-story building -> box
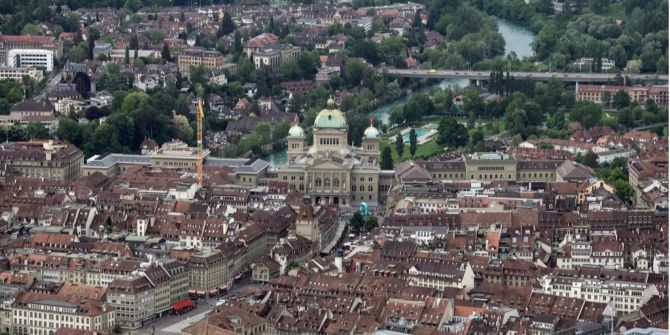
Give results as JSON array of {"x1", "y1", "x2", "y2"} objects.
[
  {"x1": 107, "y1": 276, "x2": 155, "y2": 329},
  {"x1": 0, "y1": 140, "x2": 84, "y2": 181},
  {"x1": 538, "y1": 273, "x2": 660, "y2": 314},
  {"x1": 252, "y1": 44, "x2": 300, "y2": 72},
  {"x1": 185, "y1": 250, "x2": 230, "y2": 298},
  {"x1": 0, "y1": 66, "x2": 43, "y2": 81},
  {"x1": 104, "y1": 261, "x2": 188, "y2": 329},
  {"x1": 278, "y1": 98, "x2": 383, "y2": 206},
  {"x1": 243, "y1": 33, "x2": 279, "y2": 58},
  {"x1": 11, "y1": 284, "x2": 115, "y2": 335},
  {"x1": 7, "y1": 49, "x2": 54, "y2": 72},
  {"x1": 556, "y1": 240, "x2": 625, "y2": 269},
  {"x1": 576, "y1": 84, "x2": 669, "y2": 106},
  {"x1": 0, "y1": 99, "x2": 58, "y2": 132},
  {"x1": 177, "y1": 49, "x2": 225, "y2": 72},
  {"x1": 0, "y1": 35, "x2": 62, "y2": 67}
]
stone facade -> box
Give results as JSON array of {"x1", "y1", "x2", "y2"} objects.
[{"x1": 278, "y1": 99, "x2": 384, "y2": 206}]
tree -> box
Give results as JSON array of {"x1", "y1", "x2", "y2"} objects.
[
  {"x1": 161, "y1": 43, "x2": 171, "y2": 61},
  {"x1": 233, "y1": 31, "x2": 243, "y2": 55},
  {"x1": 73, "y1": 72, "x2": 91, "y2": 99},
  {"x1": 25, "y1": 122, "x2": 49, "y2": 139},
  {"x1": 437, "y1": 118, "x2": 468, "y2": 148},
  {"x1": 470, "y1": 128, "x2": 484, "y2": 151},
  {"x1": 349, "y1": 211, "x2": 364, "y2": 232},
  {"x1": 409, "y1": 128, "x2": 417, "y2": 157},
  {"x1": 124, "y1": 47, "x2": 130, "y2": 64},
  {"x1": 219, "y1": 12, "x2": 235, "y2": 36},
  {"x1": 612, "y1": 90, "x2": 631, "y2": 108},
  {"x1": 133, "y1": 48, "x2": 138, "y2": 59},
  {"x1": 570, "y1": 101, "x2": 603, "y2": 129},
  {"x1": 21, "y1": 23, "x2": 38, "y2": 35},
  {"x1": 87, "y1": 28, "x2": 100, "y2": 60},
  {"x1": 614, "y1": 179, "x2": 635, "y2": 206},
  {"x1": 602, "y1": 91, "x2": 612, "y2": 108},
  {"x1": 395, "y1": 133, "x2": 405, "y2": 158},
  {"x1": 364, "y1": 215, "x2": 378, "y2": 232},
  {"x1": 617, "y1": 107, "x2": 634, "y2": 129},
  {"x1": 624, "y1": 59, "x2": 642, "y2": 74},
  {"x1": 583, "y1": 150, "x2": 599, "y2": 169},
  {"x1": 381, "y1": 146, "x2": 393, "y2": 169},
  {"x1": 170, "y1": 114, "x2": 193, "y2": 143}
]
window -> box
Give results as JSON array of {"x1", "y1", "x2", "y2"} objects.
[
  {"x1": 333, "y1": 178, "x2": 340, "y2": 187},
  {"x1": 315, "y1": 178, "x2": 322, "y2": 187}
]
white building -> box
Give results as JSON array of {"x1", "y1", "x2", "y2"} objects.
[
  {"x1": 538, "y1": 274, "x2": 660, "y2": 314},
  {"x1": 0, "y1": 66, "x2": 43, "y2": 81},
  {"x1": 652, "y1": 253, "x2": 668, "y2": 274},
  {"x1": 7, "y1": 49, "x2": 54, "y2": 72},
  {"x1": 557, "y1": 239, "x2": 625, "y2": 270},
  {"x1": 574, "y1": 57, "x2": 616, "y2": 71}
]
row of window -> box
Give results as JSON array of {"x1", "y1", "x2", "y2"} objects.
[{"x1": 319, "y1": 138, "x2": 341, "y2": 145}]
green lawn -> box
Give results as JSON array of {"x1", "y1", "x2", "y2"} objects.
[{"x1": 381, "y1": 138, "x2": 444, "y2": 162}]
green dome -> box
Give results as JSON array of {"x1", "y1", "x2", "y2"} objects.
[
  {"x1": 363, "y1": 126, "x2": 380, "y2": 138},
  {"x1": 288, "y1": 124, "x2": 305, "y2": 137},
  {"x1": 314, "y1": 108, "x2": 347, "y2": 129}
]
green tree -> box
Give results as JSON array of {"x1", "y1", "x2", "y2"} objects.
[
  {"x1": 395, "y1": 133, "x2": 404, "y2": 158},
  {"x1": 233, "y1": 31, "x2": 243, "y2": 55},
  {"x1": 161, "y1": 43, "x2": 171, "y2": 61},
  {"x1": 614, "y1": 179, "x2": 635, "y2": 206},
  {"x1": 364, "y1": 215, "x2": 378, "y2": 232},
  {"x1": 21, "y1": 23, "x2": 39, "y2": 35},
  {"x1": 219, "y1": 11, "x2": 235, "y2": 36},
  {"x1": 617, "y1": 107, "x2": 634, "y2": 129},
  {"x1": 409, "y1": 128, "x2": 417, "y2": 157},
  {"x1": 437, "y1": 118, "x2": 468, "y2": 148},
  {"x1": 25, "y1": 122, "x2": 49, "y2": 139},
  {"x1": 124, "y1": 47, "x2": 130, "y2": 64},
  {"x1": 349, "y1": 211, "x2": 364, "y2": 232},
  {"x1": 583, "y1": 150, "x2": 599, "y2": 169},
  {"x1": 87, "y1": 28, "x2": 100, "y2": 60},
  {"x1": 189, "y1": 64, "x2": 208, "y2": 88},
  {"x1": 612, "y1": 90, "x2": 631, "y2": 108},
  {"x1": 381, "y1": 146, "x2": 393, "y2": 169},
  {"x1": 570, "y1": 101, "x2": 603, "y2": 129}
]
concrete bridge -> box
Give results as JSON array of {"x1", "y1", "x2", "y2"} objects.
[{"x1": 380, "y1": 68, "x2": 668, "y2": 83}]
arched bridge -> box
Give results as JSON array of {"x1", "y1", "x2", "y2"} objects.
[{"x1": 380, "y1": 68, "x2": 668, "y2": 83}]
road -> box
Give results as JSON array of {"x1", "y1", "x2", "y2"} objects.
[
  {"x1": 35, "y1": 70, "x2": 62, "y2": 101},
  {"x1": 380, "y1": 68, "x2": 668, "y2": 83},
  {"x1": 133, "y1": 281, "x2": 263, "y2": 335}
]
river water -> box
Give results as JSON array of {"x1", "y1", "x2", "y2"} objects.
[{"x1": 264, "y1": 18, "x2": 536, "y2": 167}]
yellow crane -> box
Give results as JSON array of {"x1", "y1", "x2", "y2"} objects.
[{"x1": 196, "y1": 92, "x2": 204, "y2": 186}]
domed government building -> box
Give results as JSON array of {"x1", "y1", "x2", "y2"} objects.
[{"x1": 277, "y1": 98, "x2": 397, "y2": 207}]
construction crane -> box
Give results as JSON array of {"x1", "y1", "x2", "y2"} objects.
[{"x1": 196, "y1": 87, "x2": 205, "y2": 186}]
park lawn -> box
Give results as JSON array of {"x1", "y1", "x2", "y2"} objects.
[{"x1": 381, "y1": 138, "x2": 444, "y2": 162}]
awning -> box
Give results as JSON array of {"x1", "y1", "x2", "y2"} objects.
[
  {"x1": 188, "y1": 289, "x2": 196, "y2": 294},
  {"x1": 218, "y1": 285, "x2": 228, "y2": 291},
  {"x1": 172, "y1": 299, "x2": 194, "y2": 310},
  {"x1": 196, "y1": 290, "x2": 205, "y2": 295},
  {"x1": 208, "y1": 288, "x2": 218, "y2": 294}
]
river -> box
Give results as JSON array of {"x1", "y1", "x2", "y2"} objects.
[{"x1": 264, "y1": 18, "x2": 536, "y2": 167}]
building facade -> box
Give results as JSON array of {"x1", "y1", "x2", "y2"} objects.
[
  {"x1": 0, "y1": 141, "x2": 84, "y2": 181},
  {"x1": 177, "y1": 49, "x2": 225, "y2": 72},
  {"x1": 7, "y1": 49, "x2": 54, "y2": 72},
  {"x1": 278, "y1": 99, "x2": 382, "y2": 206}
]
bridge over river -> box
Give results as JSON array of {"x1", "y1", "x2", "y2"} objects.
[{"x1": 380, "y1": 68, "x2": 668, "y2": 83}]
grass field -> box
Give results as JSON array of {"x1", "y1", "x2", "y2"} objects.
[{"x1": 381, "y1": 138, "x2": 444, "y2": 162}]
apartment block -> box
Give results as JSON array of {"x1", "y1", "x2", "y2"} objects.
[
  {"x1": 177, "y1": 49, "x2": 225, "y2": 72},
  {"x1": 11, "y1": 284, "x2": 115, "y2": 335}
]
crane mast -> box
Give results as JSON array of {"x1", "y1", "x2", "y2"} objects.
[{"x1": 196, "y1": 97, "x2": 204, "y2": 186}]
